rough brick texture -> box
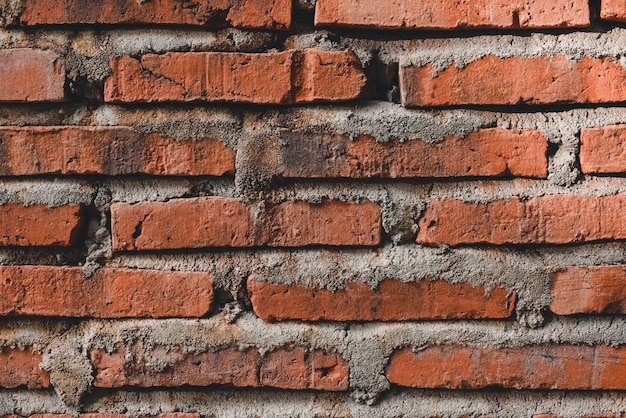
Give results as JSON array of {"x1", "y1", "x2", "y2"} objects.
[
  {"x1": 0, "y1": 266, "x2": 213, "y2": 318},
  {"x1": 111, "y1": 197, "x2": 381, "y2": 250},
  {"x1": 315, "y1": 0, "x2": 590, "y2": 29},
  {"x1": 580, "y1": 125, "x2": 626, "y2": 174},
  {"x1": 91, "y1": 345, "x2": 348, "y2": 391},
  {"x1": 0, "y1": 127, "x2": 234, "y2": 176},
  {"x1": 279, "y1": 128, "x2": 548, "y2": 178},
  {"x1": 0, "y1": 204, "x2": 83, "y2": 247},
  {"x1": 400, "y1": 56, "x2": 626, "y2": 107},
  {"x1": 104, "y1": 50, "x2": 368, "y2": 104},
  {"x1": 0, "y1": 49, "x2": 65, "y2": 102},
  {"x1": 247, "y1": 278, "x2": 515, "y2": 321},
  {"x1": 601, "y1": 0, "x2": 626, "y2": 21},
  {"x1": 550, "y1": 266, "x2": 626, "y2": 315},
  {"x1": 20, "y1": 0, "x2": 292, "y2": 29},
  {"x1": 417, "y1": 195, "x2": 626, "y2": 246},
  {"x1": 387, "y1": 345, "x2": 626, "y2": 389},
  {"x1": 0, "y1": 348, "x2": 50, "y2": 389}
]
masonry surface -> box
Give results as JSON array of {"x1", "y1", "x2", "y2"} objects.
[{"x1": 2, "y1": 0, "x2": 626, "y2": 417}]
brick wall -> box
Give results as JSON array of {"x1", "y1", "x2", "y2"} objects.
[{"x1": 2, "y1": 0, "x2": 626, "y2": 417}]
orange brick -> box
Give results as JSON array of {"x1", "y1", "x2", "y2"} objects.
[
  {"x1": 417, "y1": 195, "x2": 626, "y2": 246},
  {"x1": 0, "y1": 266, "x2": 213, "y2": 318},
  {"x1": 601, "y1": 0, "x2": 626, "y2": 22},
  {"x1": 551, "y1": 266, "x2": 626, "y2": 315},
  {"x1": 387, "y1": 345, "x2": 626, "y2": 389},
  {"x1": 20, "y1": 0, "x2": 291, "y2": 30},
  {"x1": 0, "y1": 203, "x2": 83, "y2": 247},
  {"x1": 0, "y1": 348, "x2": 50, "y2": 389},
  {"x1": 315, "y1": 0, "x2": 589, "y2": 29},
  {"x1": 91, "y1": 345, "x2": 260, "y2": 388},
  {"x1": 580, "y1": 125, "x2": 626, "y2": 175},
  {"x1": 400, "y1": 55, "x2": 626, "y2": 107},
  {"x1": 111, "y1": 198, "x2": 381, "y2": 251},
  {"x1": 0, "y1": 127, "x2": 234, "y2": 176},
  {"x1": 104, "y1": 50, "x2": 368, "y2": 105},
  {"x1": 260, "y1": 346, "x2": 349, "y2": 391},
  {"x1": 0, "y1": 49, "x2": 65, "y2": 102},
  {"x1": 247, "y1": 278, "x2": 515, "y2": 321},
  {"x1": 279, "y1": 129, "x2": 548, "y2": 179}
]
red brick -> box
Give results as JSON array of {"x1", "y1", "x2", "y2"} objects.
[
  {"x1": 104, "y1": 49, "x2": 368, "y2": 104},
  {"x1": 417, "y1": 195, "x2": 626, "y2": 246},
  {"x1": 91, "y1": 345, "x2": 260, "y2": 388},
  {"x1": 580, "y1": 125, "x2": 626, "y2": 175},
  {"x1": 20, "y1": 0, "x2": 291, "y2": 30},
  {"x1": 260, "y1": 346, "x2": 349, "y2": 391},
  {"x1": 400, "y1": 55, "x2": 626, "y2": 107},
  {"x1": 279, "y1": 129, "x2": 548, "y2": 179},
  {"x1": 0, "y1": 203, "x2": 83, "y2": 247},
  {"x1": 0, "y1": 49, "x2": 65, "y2": 102},
  {"x1": 247, "y1": 278, "x2": 515, "y2": 321},
  {"x1": 315, "y1": 0, "x2": 589, "y2": 29},
  {"x1": 0, "y1": 127, "x2": 234, "y2": 176},
  {"x1": 0, "y1": 266, "x2": 213, "y2": 318},
  {"x1": 261, "y1": 200, "x2": 381, "y2": 247},
  {"x1": 550, "y1": 266, "x2": 626, "y2": 315},
  {"x1": 601, "y1": 0, "x2": 626, "y2": 21},
  {"x1": 386, "y1": 344, "x2": 626, "y2": 389},
  {"x1": 111, "y1": 197, "x2": 381, "y2": 251},
  {"x1": 0, "y1": 348, "x2": 50, "y2": 389}
]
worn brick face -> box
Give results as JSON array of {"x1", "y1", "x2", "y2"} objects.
[
  {"x1": 550, "y1": 266, "x2": 626, "y2": 315},
  {"x1": 0, "y1": 127, "x2": 234, "y2": 176},
  {"x1": 0, "y1": 348, "x2": 50, "y2": 389},
  {"x1": 279, "y1": 129, "x2": 548, "y2": 179},
  {"x1": 580, "y1": 125, "x2": 626, "y2": 175},
  {"x1": 417, "y1": 195, "x2": 626, "y2": 246},
  {"x1": 400, "y1": 56, "x2": 626, "y2": 107},
  {"x1": 315, "y1": 0, "x2": 590, "y2": 29},
  {"x1": 0, "y1": 204, "x2": 83, "y2": 247},
  {"x1": 111, "y1": 197, "x2": 381, "y2": 250},
  {"x1": 0, "y1": 49, "x2": 65, "y2": 102},
  {"x1": 0, "y1": 266, "x2": 213, "y2": 318},
  {"x1": 248, "y1": 278, "x2": 515, "y2": 321},
  {"x1": 387, "y1": 345, "x2": 626, "y2": 389},
  {"x1": 104, "y1": 50, "x2": 368, "y2": 104},
  {"x1": 20, "y1": 0, "x2": 292, "y2": 29},
  {"x1": 601, "y1": 0, "x2": 626, "y2": 21}
]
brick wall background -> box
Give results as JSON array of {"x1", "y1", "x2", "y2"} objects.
[{"x1": 2, "y1": 0, "x2": 626, "y2": 416}]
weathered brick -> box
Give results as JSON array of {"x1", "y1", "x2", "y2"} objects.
[
  {"x1": 400, "y1": 56, "x2": 626, "y2": 107},
  {"x1": 91, "y1": 344, "x2": 346, "y2": 390},
  {"x1": 0, "y1": 203, "x2": 83, "y2": 247},
  {"x1": 417, "y1": 195, "x2": 626, "y2": 246},
  {"x1": 315, "y1": 0, "x2": 589, "y2": 29},
  {"x1": 0, "y1": 348, "x2": 50, "y2": 389},
  {"x1": 387, "y1": 345, "x2": 626, "y2": 389},
  {"x1": 0, "y1": 127, "x2": 234, "y2": 176},
  {"x1": 111, "y1": 197, "x2": 381, "y2": 251},
  {"x1": 601, "y1": 0, "x2": 626, "y2": 22},
  {"x1": 0, "y1": 266, "x2": 213, "y2": 318},
  {"x1": 91, "y1": 345, "x2": 260, "y2": 388},
  {"x1": 104, "y1": 49, "x2": 368, "y2": 104},
  {"x1": 0, "y1": 49, "x2": 65, "y2": 102},
  {"x1": 550, "y1": 266, "x2": 626, "y2": 315},
  {"x1": 279, "y1": 129, "x2": 548, "y2": 179},
  {"x1": 580, "y1": 125, "x2": 626, "y2": 175},
  {"x1": 247, "y1": 278, "x2": 515, "y2": 321},
  {"x1": 20, "y1": 0, "x2": 291, "y2": 30},
  {"x1": 261, "y1": 200, "x2": 381, "y2": 247},
  {"x1": 260, "y1": 346, "x2": 349, "y2": 391}
]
